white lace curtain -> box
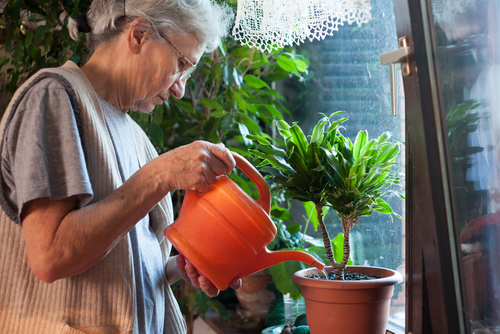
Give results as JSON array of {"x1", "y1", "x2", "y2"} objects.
[{"x1": 232, "y1": 0, "x2": 372, "y2": 52}]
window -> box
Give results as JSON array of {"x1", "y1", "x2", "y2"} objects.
[{"x1": 281, "y1": 0, "x2": 406, "y2": 331}]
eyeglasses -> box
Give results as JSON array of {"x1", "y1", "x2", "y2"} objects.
[{"x1": 159, "y1": 32, "x2": 197, "y2": 80}]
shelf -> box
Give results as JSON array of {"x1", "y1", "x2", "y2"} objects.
[{"x1": 203, "y1": 308, "x2": 400, "y2": 334}]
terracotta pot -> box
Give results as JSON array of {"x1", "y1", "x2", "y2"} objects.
[
  {"x1": 235, "y1": 269, "x2": 276, "y2": 319},
  {"x1": 292, "y1": 266, "x2": 403, "y2": 334}
]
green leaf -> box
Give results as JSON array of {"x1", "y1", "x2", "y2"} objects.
[
  {"x1": 269, "y1": 260, "x2": 305, "y2": 299},
  {"x1": 218, "y1": 39, "x2": 227, "y2": 57},
  {"x1": 148, "y1": 122, "x2": 164, "y2": 148},
  {"x1": 262, "y1": 104, "x2": 283, "y2": 120},
  {"x1": 187, "y1": 291, "x2": 197, "y2": 311},
  {"x1": 209, "y1": 62, "x2": 222, "y2": 82},
  {"x1": 271, "y1": 206, "x2": 293, "y2": 221},
  {"x1": 249, "y1": 150, "x2": 295, "y2": 172},
  {"x1": 34, "y1": 25, "x2": 46, "y2": 45},
  {"x1": 275, "y1": 120, "x2": 291, "y2": 140},
  {"x1": 353, "y1": 130, "x2": 368, "y2": 161},
  {"x1": 374, "y1": 198, "x2": 395, "y2": 214},
  {"x1": 311, "y1": 117, "x2": 328, "y2": 142},
  {"x1": 303, "y1": 202, "x2": 330, "y2": 231},
  {"x1": 0, "y1": 56, "x2": 9, "y2": 69},
  {"x1": 277, "y1": 55, "x2": 299, "y2": 76},
  {"x1": 289, "y1": 124, "x2": 308, "y2": 158},
  {"x1": 244, "y1": 74, "x2": 269, "y2": 89},
  {"x1": 288, "y1": 151, "x2": 310, "y2": 182},
  {"x1": 200, "y1": 98, "x2": 223, "y2": 111},
  {"x1": 232, "y1": 90, "x2": 247, "y2": 111},
  {"x1": 377, "y1": 131, "x2": 391, "y2": 145},
  {"x1": 235, "y1": 113, "x2": 260, "y2": 133},
  {"x1": 44, "y1": 32, "x2": 53, "y2": 53},
  {"x1": 308, "y1": 246, "x2": 330, "y2": 264},
  {"x1": 208, "y1": 299, "x2": 230, "y2": 323},
  {"x1": 221, "y1": 63, "x2": 229, "y2": 86},
  {"x1": 286, "y1": 224, "x2": 301, "y2": 234},
  {"x1": 246, "y1": 134, "x2": 271, "y2": 146},
  {"x1": 232, "y1": 67, "x2": 243, "y2": 87},
  {"x1": 152, "y1": 105, "x2": 163, "y2": 125},
  {"x1": 246, "y1": 103, "x2": 258, "y2": 116},
  {"x1": 231, "y1": 46, "x2": 253, "y2": 60},
  {"x1": 332, "y1": 233, "x2": 353, "y2": 265},
  {"x1": 292, "y1": 58, "x2": 308, "y2": 72},
  {"x1": 238, "y1": 123, "x2": 252, "y2": 147},
  {"x1": 25, "y1": 30, "x2": 33, "y2": 47},
  {"x1": 28, "y1": 13, "x2": 46, "y2": 23},
  {"x1": 196, "y1": 292, "x2": 210, "y2": 316},
  {"x1": 327, "y1": 117, "x2": 349, "y2": 132},
  {"x1": 261, "y1": 52, "x2": 269, "y2": 64},
  {"x1": 303, "y1": 237, "x2": 326, "y2": 248},
  {"x1": 209, "y1": 110, "x2": 226, "y2": 118},
  {"x1": 12, "y1": 43, "x2": 26, "y2": 65},
  {"x1": 378, "y1": 144, "x2": 400, "y2": 163}
]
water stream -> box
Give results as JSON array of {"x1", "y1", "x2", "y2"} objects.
[{"x1": 322, "y1": 269, "x2": 329, "y2": 280}]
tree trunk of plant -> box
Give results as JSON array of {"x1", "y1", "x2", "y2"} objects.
[
  {"x1": 315, "y1": 203, "x2": 337, "y2": 270},
  {"x1": 331, "y1": 216, "x2": 358, "y2": 280},
  {"x1": 314, "y1": 204, "x2": 359, "y2": 281}
]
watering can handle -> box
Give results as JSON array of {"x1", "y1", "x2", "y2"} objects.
[{"x1": 231, "y1": 152, "x2": 271, "y2": 214}]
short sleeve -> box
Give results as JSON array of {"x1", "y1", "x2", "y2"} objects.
[{"x1": 1, "y1": 77, "x2": 94, "y2": 221}]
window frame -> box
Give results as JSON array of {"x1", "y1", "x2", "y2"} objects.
[{"x1": 393, "y1": 0, "x2": 472, "y2": 332}]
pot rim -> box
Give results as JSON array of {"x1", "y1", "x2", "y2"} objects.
[{"x1": 292, "y1": 265, "x2": 403, "y2": 290}]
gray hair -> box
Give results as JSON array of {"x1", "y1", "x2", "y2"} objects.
[{"x1": 68, "y1": 0, "x2": 234, "y2": 55}]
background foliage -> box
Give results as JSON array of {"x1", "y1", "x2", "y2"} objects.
[{"x1": 1, "y1": 0, "x2": 90, "y2": 98}]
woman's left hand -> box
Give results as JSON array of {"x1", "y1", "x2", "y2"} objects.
[{"x1": 176, "y1": 254, "x2": 242, "y2": 297}]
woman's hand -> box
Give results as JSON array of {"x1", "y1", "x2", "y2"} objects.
[
  {"x1": 176, "y1": 254, "x2": 242, "y2": 298},
  {"x1": 155, "y1": 141, "x2": 236, "y2": 194}
]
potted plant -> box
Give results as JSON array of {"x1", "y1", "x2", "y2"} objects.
[{"x1": 248, "y1": 112, "x2": 404, "y2": 334}]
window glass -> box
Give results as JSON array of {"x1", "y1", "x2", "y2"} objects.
[
  {"x1": 281, "y1": 0, "x2": 405, "y2": 330},
  {"x1": 429, "y1": 0, "x2": 500, "y2": 332}
]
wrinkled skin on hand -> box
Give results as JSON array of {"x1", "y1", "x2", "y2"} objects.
[
  {"x1": 156, "y1": 141, "x2": 236, "y2": 194},
  {"x1": 162, "y1": 141, "x2": 239, "y2": 296},
  {"x1": 176, "y1": 254, "x2": 242, "y2": 298}
]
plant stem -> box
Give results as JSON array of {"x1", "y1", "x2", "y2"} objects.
[
  {"x1": 332, "y1": 215, "x2": 357, "y2": 280},
  {"x1": 298, "y1": 210, "x2": 312, "y2": 249},
  {"x1": 315, "y1": 203, "x2": 336, "y2": 268},
  {"x1": 241, "y1": 48, "x2": 255, "y2": 77}
]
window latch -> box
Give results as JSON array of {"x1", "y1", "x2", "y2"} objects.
[{"x1": 380, "y1": 37, "x2": 412, "y2": 116}]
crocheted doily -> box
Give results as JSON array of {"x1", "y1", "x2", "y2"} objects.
[{"x1": 233, "y1": 0, "x2": 372, "y2": 52}]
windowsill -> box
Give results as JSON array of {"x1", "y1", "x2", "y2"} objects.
[
  {"x1": 204, "y1": 308, "x2": 406, "y2": 334},
  {"x1": 386, "y1": 319, "x2": 405, "y2": 334}
]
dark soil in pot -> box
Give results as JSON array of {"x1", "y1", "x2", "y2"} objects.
[{"x1": 306, "y1": 271, "x2": 378, "y2": 281}]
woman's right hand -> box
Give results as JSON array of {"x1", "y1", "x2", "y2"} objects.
[{"x1": 153, "y1": 140, "x2": 236, "y2": 194}]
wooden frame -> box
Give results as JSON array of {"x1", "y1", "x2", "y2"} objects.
[{"x1": 392, "y1": 0, "x2": 471, "y2": 332}]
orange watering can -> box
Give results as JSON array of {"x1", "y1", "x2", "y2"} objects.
[{"x1": 164, "y1": 152, "x2": 325, "y2": 291}]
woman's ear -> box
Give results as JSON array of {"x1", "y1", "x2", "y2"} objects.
[{"x1": 126, "y1": 17, "x2": 152, "y2": 54}]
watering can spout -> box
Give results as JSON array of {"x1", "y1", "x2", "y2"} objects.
[{"x1": 237, "y1": 248, "x2": 325, "y2": 278}]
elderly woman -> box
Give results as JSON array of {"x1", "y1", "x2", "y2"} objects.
[{"x1": 0, "y1": 0, "x2": 238, "y2": 333}]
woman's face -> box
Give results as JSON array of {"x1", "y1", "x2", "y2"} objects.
[{"x1": 132, "y1": 32, "x2": 205, "y2": 113}]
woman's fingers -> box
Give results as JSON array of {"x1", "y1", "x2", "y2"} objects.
[
  {"x1": 185, "y1": 262, "x2": 201, "y2": 289},
  {"x1": 229, "y1": 278, "x2": 242, "y2": 290},
  {"x1": 176, "y1": 254, "x2": 188, "y2": 280},
  {"x1": 207, "y1": 143, "x2": 236, "y2": 175},
  {"x1": 198, "y1": 276, "x2": 219, "y2": 298},
  {"x1": 184, "y1": 262, "x2": 220, "y2": 297},
  {"x1": 178, "y1": 254, "x2": 234, "y2": 297},
  {"x1": 202, "y1": 163, "x2": 218, "y2": 186},
  {"x1": 158, "y1": 141, "x2": 236, "y2": 193}
]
